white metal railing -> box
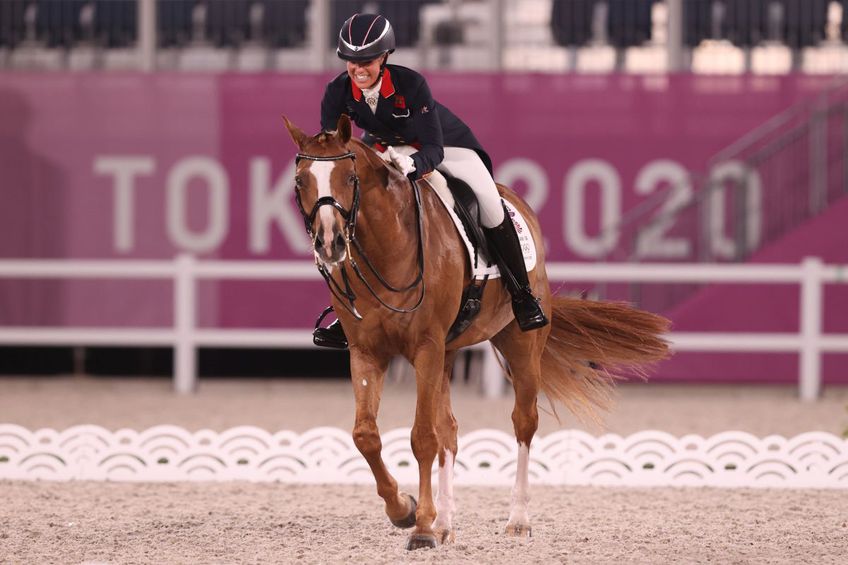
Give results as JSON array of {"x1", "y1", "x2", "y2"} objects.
[{"x1": 0, "y1": 256, "x2": 846, "y2": 400}]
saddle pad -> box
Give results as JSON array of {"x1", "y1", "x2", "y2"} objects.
[{"x1": 422, "y1": 172, "x2": 537, "y2": 280}]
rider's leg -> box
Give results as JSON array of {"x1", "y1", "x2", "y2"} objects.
[
  {"x1": 437, "y1": 148, "x2": 548, "y2": 331},
  {"x1": 482, "y1": 208, "x2": 549, "y2": 330},
  {"x1": 437, "y1": 147, "x2": 505, "y2": 228}
]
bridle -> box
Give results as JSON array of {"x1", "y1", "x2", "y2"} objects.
[
  {"x1": 294, "y1": 149, "x2": 426, "y2": 320},
  {"x1": 294, "y1": 151, "x2": 362, "y2": 244}
]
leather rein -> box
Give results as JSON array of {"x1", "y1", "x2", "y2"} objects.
[{"x1": 294, "y1": 150, "x2": 426, "y2": 320}]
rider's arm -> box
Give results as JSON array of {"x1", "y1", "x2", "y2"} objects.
[
  {"x1": 407, "y1": 78, "x2": 444, "y2": 179},
  {"x1": 320, "y1": 76, "x2": 348, "y2": 132}
]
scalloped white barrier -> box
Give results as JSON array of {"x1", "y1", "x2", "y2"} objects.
[{"x1": 1, "y1": 425, "x2": 847, "y2": 488}]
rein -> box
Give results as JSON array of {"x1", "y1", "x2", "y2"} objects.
[{"x1": 295, "y1": 149, "x2": 426, "y2": 320}]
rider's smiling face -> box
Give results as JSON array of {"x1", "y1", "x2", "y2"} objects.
[{"x1": 346, "y1": 56, "x2": 383, "y2": 90}]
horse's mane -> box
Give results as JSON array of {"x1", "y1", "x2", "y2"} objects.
[
  {"x1": 349, "y1": 138, "x2": 382, "y2": 163},
  {"x1": 298, "y1": 129, "x2": 408, "y2": 192},
  {"x1": 348, "y1": 138, "x2": 410, "y2": 190}
]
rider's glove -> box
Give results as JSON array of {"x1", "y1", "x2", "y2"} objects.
[{"x1": 387, "y1": 146, "x2": 416, "y2": 177}]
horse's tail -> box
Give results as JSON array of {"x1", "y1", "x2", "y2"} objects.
[{"x1": 538, "y1": 295, "x2": 671, "y2": 424}]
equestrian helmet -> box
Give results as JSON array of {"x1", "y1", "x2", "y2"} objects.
[{"x1": 337, "y1": 14, "x2": 396, "y2": 62}]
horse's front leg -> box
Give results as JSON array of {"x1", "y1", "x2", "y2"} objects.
[
  {"x1": 432, "y1": 350, "x2": 458, "y2": 545},
  {"x1": 349, "y1": 348, "x2": 417, "y2": 529},
  {"x1": 406, "y1": 341, "x2": 446, "y2": 550}
]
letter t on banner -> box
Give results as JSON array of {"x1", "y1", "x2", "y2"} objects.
[{"x1": 93, "y1": 156, "x2": 156, "y2": 253}]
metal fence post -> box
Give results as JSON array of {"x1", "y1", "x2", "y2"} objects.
[
  {"x1": 137, "y1": 0, "x2": 156, "y2": 71},
  {"x1": 843, "y1": 106, "x2": 848, "y2": 195},
  {"x1": 174, "y1": 254, "x2": 197, "y2": 394},
  {"x1": 310, "y1": 0, "x2": 330, "y2": 71},
  {"x1": 481, "y1": 345, "x2": 504, "y2": 398},
  {"x1": 809, "y1": 108, "x2": 827, "y2": 215},
  {"x1": 491, "y1": 0, "x2": 505, "y2": 71},
  {"x1": 799, "y1": 256, "x2": 824, "y2": 401},
  {"x1": 666, "y1": 0, "x2": 684, "y2": 72}
]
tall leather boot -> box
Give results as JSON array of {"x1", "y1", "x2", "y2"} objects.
[
  {"x1": 313, "y1": 318, "x2": 348, "y2": 349},
  {"x1": 483, "y1": 212, "x2": 549, "y2": 331}
]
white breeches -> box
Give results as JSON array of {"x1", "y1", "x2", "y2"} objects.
[{"x1": 437, "y1": 147, "x2": 504, "y2": 228}]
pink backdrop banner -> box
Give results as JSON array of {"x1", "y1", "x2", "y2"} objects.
[{"x1": 1, "y1": 72, "x2": 844, "y2": 382}]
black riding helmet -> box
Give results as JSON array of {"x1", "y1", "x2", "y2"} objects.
[{"x1": 337, "y1": 13, "x2": 396, "y2": 62}]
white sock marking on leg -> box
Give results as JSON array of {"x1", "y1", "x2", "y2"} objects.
[
  {"x1": 508, "y1": 442, "x2": 530, "y2": 526},
  {"x1": 434, "y1": 449, "x2": 455, "y2": 531}
]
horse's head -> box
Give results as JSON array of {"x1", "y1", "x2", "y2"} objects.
[{"x1": 284, "y1": 115, "x2": 359, "y2": 266}]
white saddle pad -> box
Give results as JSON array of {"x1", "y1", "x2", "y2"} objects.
[{"x1": 421, "y1": 172, "x2": 538, "y2": 280}]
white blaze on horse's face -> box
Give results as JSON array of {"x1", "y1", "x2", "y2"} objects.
[{"x1": 310, "y1": 160, "x2": 348, "y2": 267}]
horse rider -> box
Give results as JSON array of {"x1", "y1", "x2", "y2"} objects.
[{"x1": 313, "y1": 13, "x2": 549, "y2": 349}]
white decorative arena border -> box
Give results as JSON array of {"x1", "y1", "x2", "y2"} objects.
[{"x1": 1, "y1": 425, "x2": 847, "y2": 488}]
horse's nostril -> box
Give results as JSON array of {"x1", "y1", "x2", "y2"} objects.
[
  {"x1": 334, "y1": 232, "x2": 346, "y2": 251},
  {"x1": 314, "y1": 234, "x2": 324, "y2": 249}
]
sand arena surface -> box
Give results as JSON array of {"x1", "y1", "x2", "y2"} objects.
[
  {"x1": 3, "y1": 482, "x2": 847, "y2": 564},
  {"x1": 1, "y1": 376, "x2": 848, "y2": 563}
]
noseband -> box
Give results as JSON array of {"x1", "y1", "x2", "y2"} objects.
[{"x1": 295, "y1": 150, "x2": 425, "y2": 319}]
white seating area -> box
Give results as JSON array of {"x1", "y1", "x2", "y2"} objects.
[{"x1": 3, "y1": 0, "x2": 848, "y2": 73}]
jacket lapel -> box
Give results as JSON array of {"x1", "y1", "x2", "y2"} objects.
[{"x1": 348, "y1": 67, "x2": 402, "y2": 131}]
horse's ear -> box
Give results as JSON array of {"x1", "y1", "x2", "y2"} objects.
[
  {"x1": 282, "y1": 115, "x2": 307, "y2": 149},
  {"x1": 337, "y1": 114, "x2": 352, "y2": 144}
]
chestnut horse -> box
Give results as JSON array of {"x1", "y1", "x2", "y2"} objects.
[{"x1": 284, "y1": 115, "x2": 669, "y2": 550}]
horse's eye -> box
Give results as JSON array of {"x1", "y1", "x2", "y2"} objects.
[
  {"x1": 348, "y1": 174, "x2": 357, "y2": 185},
  {"x1": 294, "y1": 176, "x2": 304, "y2": 189}
]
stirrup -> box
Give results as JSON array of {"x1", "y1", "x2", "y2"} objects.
[
  {"x1": 313, "y1": 307, "x2": 348, "y2": 349},
  {"x1": 512, "y1": 291, "x2": 549, "y2": 332}
]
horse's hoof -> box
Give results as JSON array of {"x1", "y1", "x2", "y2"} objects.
[
  {"x1": 435, "y1": 527, "x2": 456, "y2": 545},
  {"x1": 389, "y1": 493, "x2": 417, "y2": 529},
  {"x1": 406, "y1": 533, "x2": 437, "y2": 551},
  {"x1": 505, "y1": 523, "x2": 532, "y2": 537}
]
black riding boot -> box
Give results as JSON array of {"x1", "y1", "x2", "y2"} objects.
[
  {"x1": 483, "y1": 213, "x2": 549, "y2": 332},
  {"x1": 313, "y1": 319, "x2": 348, "y2": 349}
]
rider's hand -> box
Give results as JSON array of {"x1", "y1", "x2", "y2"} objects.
[{"x1": 387, "y1": 146, "x2": 416, "y2": 177}]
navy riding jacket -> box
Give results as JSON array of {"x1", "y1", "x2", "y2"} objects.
[{"x1": 320, "y1": 64, "x2": 493, "y2": 180}]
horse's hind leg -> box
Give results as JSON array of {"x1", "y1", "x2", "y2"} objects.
[
  {"x1": 349, "y1": 348, "x2": 417, "y2": 528},
  {"x1": 433, "y1": 350, "x2": 459, "y2": 545},
  {"x1": 491, "y1": 329, "x2": 545, "y2": 538}
]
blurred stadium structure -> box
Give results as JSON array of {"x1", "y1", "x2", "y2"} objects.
[
  {"x1": 600, "y1": 78, "x2": 848, "y2": 312},
  {"x1": 3, "y1": 0, "x2": 848, "y2": 73},
  {"x1": 1, "y1": 1, "x2": 847, "y2": 395}
]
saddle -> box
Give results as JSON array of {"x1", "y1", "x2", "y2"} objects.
[{"x1": 434, "y1": 172, "x2": 491, "y2": 343}]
